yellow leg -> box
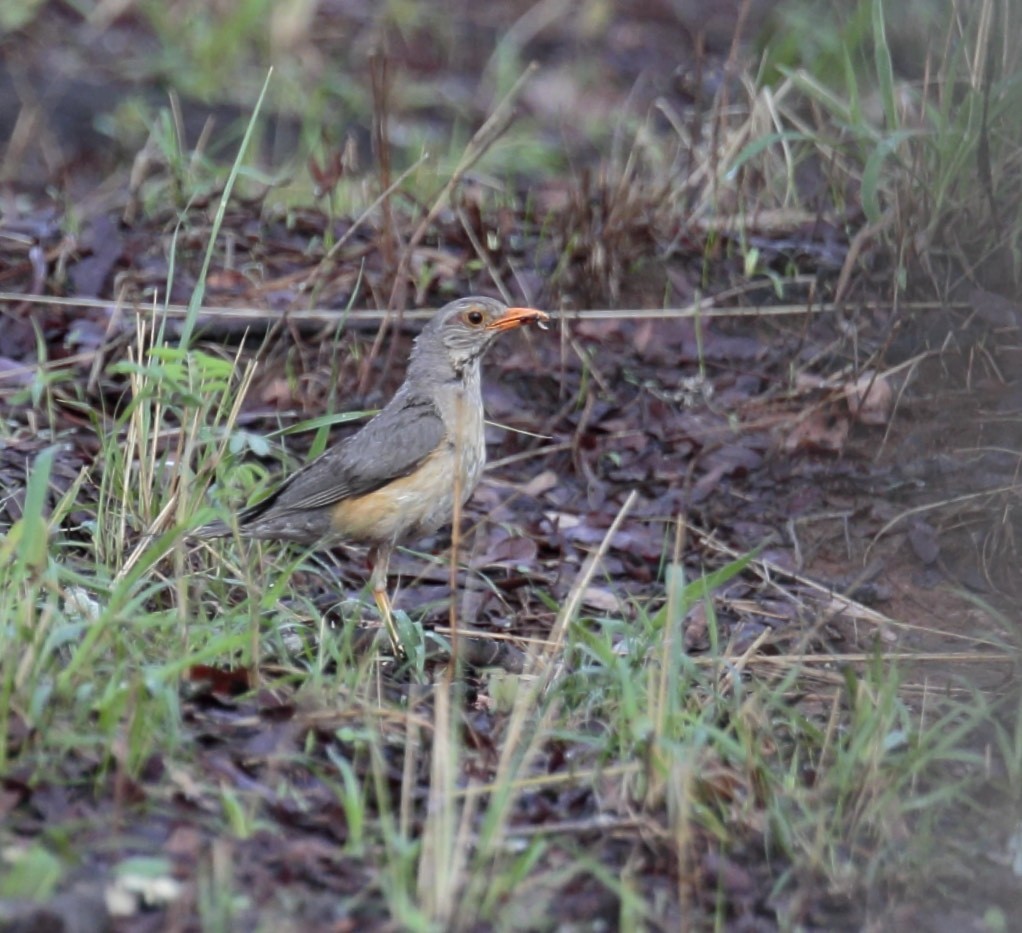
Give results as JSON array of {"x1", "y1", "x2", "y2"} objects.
[
  {"x1": 372, "y1": 585, "x2": 403, "y2": 656},
  {"x1": 369, "y1": 543, "x2": 404, "y2": 655}
]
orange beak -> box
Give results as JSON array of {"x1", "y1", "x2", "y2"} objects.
[{"x1": 486, "y1": 307, "x2": 550, "y2": 332}]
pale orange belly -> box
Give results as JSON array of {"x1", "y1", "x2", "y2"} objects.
[{"x1": 328, "y1": 440, "x2": 484, "y2": 545}]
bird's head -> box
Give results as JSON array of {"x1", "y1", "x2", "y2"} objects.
[{"x1": 411, "y1": 297, "x2": 549, "y2": 380}]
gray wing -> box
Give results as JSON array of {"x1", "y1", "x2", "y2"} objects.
[{"x1": 237, "y1": 393, "x2": 447, "y2": 521}]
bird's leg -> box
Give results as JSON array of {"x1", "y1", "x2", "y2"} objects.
[{"x1": 369, "y1": 543, "x2": 403, "y2": 655}]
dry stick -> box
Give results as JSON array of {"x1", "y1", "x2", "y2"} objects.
[
  {"x1": 833, "y1": 209, "x2": 894, "y2": 308},
  {"x1": 298, "y1": 154, "x2": 429, "y2": 300},
  {"x1": 86, "y1": 284, "x2": 127, "y2": 393},
  {"x1": 542, "y1": 488, "x2": 639, "y2": 666},
  {"x1": 746, "y1": 651, "x2": 1013, "y2": 665},
  {"x1": 455, "y1": 203, "x2": 511, "y2": 304},
  {"x1": 355, "y1": 57, "x2": 405, "y2": 398},
  {"x1": 875, "y1": 352, "x2": 924, "y2": 461},
  {"x1": 417, "y1": 678, "x2": 451, "y2": 917},
  {"x1": 0, "y1": 292, "x2": 968, "y2": 336},
  {"x1": 865, "y1": 481, "x2": 1022, "y2": 563},
  {"x1": 385, "y1": 62, "x2": 539, "y2": 314},
  {"x1": 713, "y1": 629, "x2": 773, "y2": 701},
  {"x1": 435, "y1": 491, "x2": 640, "y2": 698},
  {"x1": 399, "y1": 684, "x2": 421, "y2": 842},
  {"x1": 369, "y1": 51, "x2": 397, "y2": 276},
  {"x1": 454, "y1": 761, "x2": 641, "y2": 804},
  {"x1": 691, "y1": 523, "x2": 1006, "y2": 649},
  {"x1": 359, "y1": 61, "x2": 535, "y2": 396},
  {"x1": 446, "y1": 397, "x2": 467, "y2": 675},
  {"x1": 771, "y1": 346, "x2": 931, "y2": 424}
]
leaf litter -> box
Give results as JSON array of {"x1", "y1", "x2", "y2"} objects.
[{"x1": 2, "y1": 5, "x2": 1022, "y2": 931}]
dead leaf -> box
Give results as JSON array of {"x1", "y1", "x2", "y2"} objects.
[
  {"x1": 261, "y1": 377, "x2": 297, "y2": 408},
  {"x1": 783, "y1": 409, "x2": 850, "y2": 453},
  {"x1": 844, "y1": 370, "x2": 893, "y2": 425},
  {"x1": 206, "y1": 268, "x2": 250, "y2": 293},
  {"x1": 544, "y1": 510, "x2": 582, "y2": 531},
  {"x1": 684, "y1": 601, "x2": 709, "y2": 650},
  {"x1": 794, "y1": 372, "x2": 829, "y2": 391},
  {"x1": 522, "y1": 469, "x2": 558, "y2": 497},
  {"x1": 471, "y1": 535, "x2": 538, "y2": 568},
  {"x1": 580, "y1": 586, "x2": 620, "y2": 614}
]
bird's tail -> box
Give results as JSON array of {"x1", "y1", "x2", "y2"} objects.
[{"x1": 190, "y1": 519, "x2": 232, "y2": 539}]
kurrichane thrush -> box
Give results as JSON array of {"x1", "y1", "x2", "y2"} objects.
[{"x1": 195, "y1": 296, "x2": 549, "y2": 652}]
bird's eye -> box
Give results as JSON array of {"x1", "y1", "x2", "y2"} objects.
[{"x1": 466, "y1": 309, "x2": 485, "y2": 325}]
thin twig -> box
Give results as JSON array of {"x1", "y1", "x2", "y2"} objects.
[
  {"x1": 0, "y1": 290, "x2": 966, "y2": 335},
  {"x1": 298, "y1": 153, "x2": 429, "y2": 299},
  {"x1": 386, "y1": 62, "x2": 539, "y2": 312},
  {"x1": 542, "y1": 488, "x2": 639, "y2": 662}
]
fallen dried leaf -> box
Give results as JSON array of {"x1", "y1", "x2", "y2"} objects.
[
  {"x1": 783, "y1": 409, "x2": 850, "y2": 453},
  {"x1": 844, "y1": 370, "x2": 893, "y2": 425},
  {"x1": 522, "y1": 469, "x2": 558, "y2": 497},
  {"x1": 580, "y1": 586, "x2": 621, "y2": 614}
]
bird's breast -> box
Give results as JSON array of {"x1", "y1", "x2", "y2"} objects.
[
  {"x1": 448, "y1": 386, "x2": 487, "y2": 498},
  {"x1": 328, "y1": 388, "x2": 487, "y2": 545}
]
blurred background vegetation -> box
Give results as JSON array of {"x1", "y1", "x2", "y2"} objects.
[
  {"x1": 0, "y1": 0, "x2": 967, "y2": 191},
  {"x1": 4, "y1": 0, "x2": 1017, "y2": 303}
]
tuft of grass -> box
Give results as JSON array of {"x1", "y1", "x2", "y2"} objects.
[
  {"x1": 757, "y1": 0, "x2": 1022, "y2": 297},
  {"x1": 1, "y1": 337, "x2": 1015, "y2": 925}
]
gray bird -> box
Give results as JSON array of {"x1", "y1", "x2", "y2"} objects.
[{"x1": 195, "y1": 296, "x2": 549, "y2": 652}]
